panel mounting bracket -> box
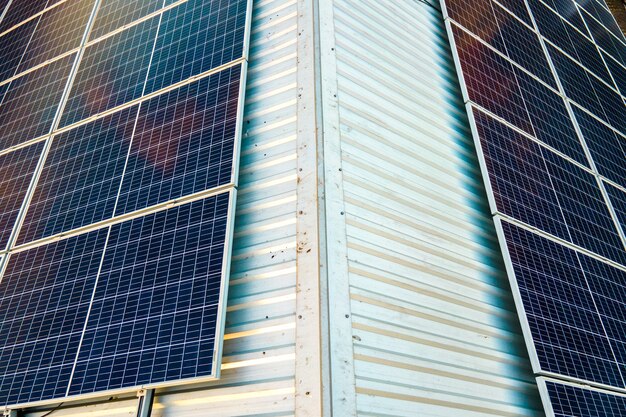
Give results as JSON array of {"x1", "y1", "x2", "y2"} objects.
[
  {"x1": 136, "y1": 389, "x2": 155, "y2": 417},
  {"x1": 3, "y1": 409, "x2": 17, "y2": 417}
]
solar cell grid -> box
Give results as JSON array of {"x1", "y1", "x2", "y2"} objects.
[
  {"x1": 512, "y1": 67, "x2": 586, "y2": 164},
  {"x1": 145, "y1": 0, "x2": 248, "y2": 93},
  {"x1": 0, "y1": 229, "x2": 108, "y2": 405},
  {"x1": 603, "y1": 53, "x2": 626, "y2": 95},
  {"x1": 544, "y1": 380, "x2": 626, "y2": 417},
  {"x1": 116, "y1": 65, "x2": 241, "y2": 216},
  {"x1": 0, "y1": 143, "x2": 44, "y2": 250},
  {"x1": 494, "y1": 5, "x2": 557, "y2": 87},
  {"x1": 581, "y1": 7, "x2": 626, "y2": 67},
  {"x1": 89, "y1": 0, "x2": 165, "y2": 41},
  {"x1": 18, "y1": 106, "x2": 139, "y2": 245},
  {"x1": 60, "y1": 17, "x2": 158, "y2": 127},
  {"x1": 573, "y1": 106, "x2": 626, "y2": 188},
  {"x1": 472, "y1": 108, "x2": 571, "y2": 240},
  {"x1": 501, "y1": 221, "x2": 625, "y2": 388},
  {"x1": 575, "y1": 0, "x2": 626, "y2": 40},
  {"x1": 16, "y1": 0, "x2": 95, "y2": 74},
  {"x1": 0, "y1": 53, "x2": 73, "y2": 151},
  {"x1": 0, "y1": 0, "x2": 50, "y2": 34},
  {"x1": 452, "y1": 24, "x2": 534, "y2": 132},
  {"x1": 444, "y1": 0, "x2": 506, "y2": 51},
  {"x1": 68, "y1": 193, "x2": 230, "y2": 395},
  {"x1": 0, "y1": 18, "x2": 37, "y2": 83},
  {"x1": 494, "y1": 0, "x2": 533, "y2": 26}
]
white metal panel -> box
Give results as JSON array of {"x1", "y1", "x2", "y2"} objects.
[
  {"x1": 329, "y1": 0, "x2": 545, "y2": 415},
  {"x1": 23, "y1": 0, "x2": 300, "y2": 415}
]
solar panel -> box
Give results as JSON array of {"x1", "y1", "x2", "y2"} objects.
[
  {"x1": 18, "y1": 107, "x2": 139, "y2": 244},
  {"x1": 443, "y1": 0, "x2": 626, "y2": 413},
  {"x1": 68, "y1": 192, "x2": 232, "y2": 395},
  {"x1": 540, "y1": 379, "x2": 626, "y2": 417},
  {"x1": 0, "y1": 0, "x2": 250, "y2": 408}
]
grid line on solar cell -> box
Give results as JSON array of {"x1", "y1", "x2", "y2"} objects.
[
  {"x1": 0, "y1": 228, "x2": 108, "y2": 406},
  {"x1": 575, "y1": 0, "x2": 626, "y2": 41},
  {"x1": 0, "y1": 18, "x2": 38, "y2": 83},
  {"x1": 16, "y1": 0, "x2": 95, "y2": 75},
  {"x1": 17, "y1": 106, "x2": 139, "y2": 245},
  {"x1": 116, "y1": 65, "x2": 241, "y2": 216},
  {"x1": 0, "y1": 53, "x2": 74, "y2": 151},
  {"x1": 543, "y1": 379, "x2": 626, "y2": 416},
  {"x1": 145, "y1": 0, "x2": 248, "y2": 94},
  {"x1": 580, "y1": 6, "x2": 626, "y2": 67},
  {"x1": 59, "y1": 17, "x2": 160, "y2": 127},
  {"x1": 500, "y1": 221, "x2": 626, "y2": 387},
  {"x1": 0, "y1": 143, "x2": 45, "y2": 250},
  {"x1": 68, "y1": 193, "x2": 230, "y2": 395},
  {"x1": 89, "y1": 0, "x2": 166, "y2": 41},
  {"x1": 0, "y1": 0, "x2": 50, "y2": 35}
]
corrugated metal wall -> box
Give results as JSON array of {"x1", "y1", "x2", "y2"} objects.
[
  {"x1": 24, "y1": 0, "x2": 300, "y2": 415},
  {"x1": 324, "y1": 0, "x2": 545, "y2": 415}
]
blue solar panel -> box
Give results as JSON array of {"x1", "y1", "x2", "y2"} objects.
[
  {"x1": 60, "y1": 17, "x2": 159, "y2": 127},
  {"x1": 0, "y1": 0, "x2": 49, "y2": 34},
  {"x1": 0, "y1": 0, "x2": 250, "y2": 407},
  {"x1": 501, "y1": 222, "x2": 625, "y2": 387},
  {"x1": 16, "y1": 0, "x2": 95, "y2": 74},
  {"x1": 444, "y1": 0, "x2": 626, "y2": 408},
  {"x1": 68, "y1": 192, "x2": 230, "y2": 395},
  {"x1": 494, "y1": 0, "x2": 533, "y2": 26},
  {"x1": 0, "y1": 229, "x2": 108, "y2": 405},
  {"x1": 0, "y1": 18, "x2": 37, "y2": 82},
  {"x1": 0, "y1": 143, "x2": 45, "y2": 249},
  {"x1": 573, "y1": 106, "x2": 626, "y2": 188},
  {"x1": 543, "y1": 380, "x2": 626, "y2": 417},
  {"x1": 116, "y1": 65, "x2": 241, "y2": 215},
  {"x1": 89, "y1": 0, "x2": 165, "y2": 41},
  {"x1": 18, "y1": 106, "x2": 139, "y2": 244},
  {"x1": 0, "y1": 53, "x2": 73, "y2": 151},
  {"x1": 144, "y1": 0, "x2": 248, "y2": 94}
]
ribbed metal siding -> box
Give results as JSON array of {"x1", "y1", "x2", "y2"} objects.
[
  {"x1": 24, "y1": 0, "x2": 299, "y2": 415},
  {"x1": 330, "y1": 1, "x2": 544, "y2": 415}
]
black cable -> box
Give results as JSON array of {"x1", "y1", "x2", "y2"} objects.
[{"x1": 38, "y1": 402, "x2": 64, "y2": 417}]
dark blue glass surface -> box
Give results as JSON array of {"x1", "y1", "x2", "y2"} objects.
[
  {"x1": 17, "y1": 0, "x2": 95, "y2": 74},
  {"x1": 0, "y1": 229, "x2": 108, "y2": 405},
  {"x1": 0, "y1": 53, "x2": 73, "y2": 150},
  {"x1": 60, "y1": 17, "x2": 159, "y2": 127},
  {"x1": 494, "y1": 0, "x2": 533, "y2": 25},
  {"x1": 546, "y1": 381, "x2": 626, "y2": 417},
  {"x1": 145, "y1": 0, "x2": 248, "y2": 93},
  {"x1": 89, "y1": 0, "x2": 164, "y2": 40},
  {"x1": 0, "y1": 142, "x2": 44, "y2": 249},
  {"x1": 0, "y1": 0, "x2": 49, "y2": 33},
  {"x1": 18, "y1": 106, "x2": 139, "y2": 244},
  {"x1": 0, "y1": 18, "x2": 37, "y2": 82},
  {"x1": 502, "y1": 222, "x2": 625, "y2": 387},
  {"x1": 116, "y1": 65, "x2": 241, "y2": 215},
  {"x1": 68, "y1": 193, "x2": 229, "y2": 395}
]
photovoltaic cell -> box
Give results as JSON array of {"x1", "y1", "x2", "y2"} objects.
[
  {"x1": 573, "y1": 105, "x2": 626, "y2": 188},
  {"x1": 603, "y1": 53, "x2": 626, "y2": 96},
  {"x1": 575, "y1": 0, "x2": 625, "y2": 40},
  {"x1": 0, "y1": 18, "x2": 37, "y2": 82},
  {"x1": 541, "y1": 149, "x2": 626, "y2": 265},
  {"x1": 18, "y1": 106, "x2": 139, "y2": 245},
  {"x1": 472, "y1": 108, "x2": 571, "y2": 240},
  {"x1": 16, "y1": 0, "x2": 95, "y2": 74},
  {"x1": 0, "y1": 53, "x2": 73, "y2": 151},
  {"x1": 89, "y1": 0, "x2": 165, "y2": 41},
  {"x1": 444, "y1": 0, "x2": 506, "y2": 52},
  {"x1": 513, "y1": 67, "x2": 586, "y2": 164},
  {"x1": 452, "y1": 24, "x2": 533, "y2": 132},
  {"x1": 0, "y1": 229, "x2": 108, "y2": 405},
  {"x1": 145, "y1": 0, "x2": 248, "y2": 93},
  {"x1": 582, "y1": 8, "x2": 626, "y2": 67},
  {"x1": 494, "y1": 5, "x2": 557, "y2": 87},
  {"x1": 60, "y1": 17, "x2": 159, "y2": 127},
  {"x1": 501, "y1": 222, "x2": 625, "y2": 387},
  {"x1": 494, "y1": 0, "x2": 533, "y2": 26},
  {"x1": 116, "y1": 65, "x2": 241, "y2": 215},
  {"x1": 0, "y1": 0, "x2": 49, "y2": 34},
  {"x1": 0, "y1": 142, "x2": 44, "y2": 250},
  {"x1": 68, "y1": 193, "x2": 230, "y2": 395},
  {"x1": 544, "y1": 380, "x2": 626, "y2": 417}
]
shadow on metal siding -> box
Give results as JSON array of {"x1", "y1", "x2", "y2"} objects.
[
  {"x1": 332, "y1": 0, "x2": 544, "y2": 416},
  {"x1": 24, "y1": 0, "x2": 299, "y2": 416}
]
